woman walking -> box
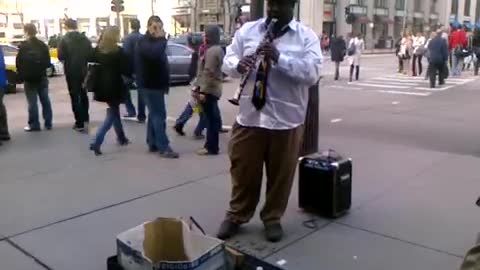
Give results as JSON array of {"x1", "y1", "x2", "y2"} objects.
[
  {"x1": 412, "y1": 32, "x2": 426, "y2": 76},
  {"x1": 89, "y1": 26, "x2": 130, "y2": 156},
  {"x1": 348, "y1": 33, "x2": 365, "y2": 82},
  {"x1": 399, "y1": 32, "x2": 413, "y2": 75},
  {"x1": 136, "y1": 16, "x2": 179, "y2": 159}
]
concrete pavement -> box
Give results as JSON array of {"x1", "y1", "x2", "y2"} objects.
[{"x1": 1, "y1": 55, "x2": 479, "y2": 270}]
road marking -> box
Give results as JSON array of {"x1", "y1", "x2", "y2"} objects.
[
  {"x1": 365, "y1": 79, "x2": 418, "y2": 86},
  {"x1": 377, "y1": 90, "x2": 431, "y2": 96},
  {"x1": 414, "y1": 86, "x2": 453, "y2": 91},
  {"x1": 330, "y1": 118, "x2": 343, "y2": 123},
  {"x1": 392, "y1": 101, "x2": 400, "y2": 105},
  {"x1": 353, "y1": 83, "x2": 409, "y2": 89},
  {"x1": 330, "y1": 85, "x2": 363, "y2": 90}
]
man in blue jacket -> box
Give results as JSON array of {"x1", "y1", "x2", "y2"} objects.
[
  {"x1": 428, "y1": 30, "x2": 449, "y2": 88},
  {"x1": 122, "y1": 18, "x2": 146, "y2": 123},
  {"x1": 0, "y1": 45, "x2": 11, "y2": 143}
]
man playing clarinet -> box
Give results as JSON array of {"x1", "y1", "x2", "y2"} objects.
[{"x1": 218, "y1": 0, "x2": 323, "y2": 242}]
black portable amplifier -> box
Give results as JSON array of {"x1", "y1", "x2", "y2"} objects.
[{"x1": 298, "y1": 151, "x2": 352, "y2": 218}]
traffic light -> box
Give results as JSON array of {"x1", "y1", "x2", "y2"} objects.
[
  {"x1": 345, "y1": 6, "x2": 355, "y2": 24},
  {"x1": 111, "y1": 0, "x2": 125, "y2": 13}
]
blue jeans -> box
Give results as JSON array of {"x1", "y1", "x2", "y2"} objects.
[
  {"x1": 451, "y1": 51, "x2": 462, "y2": 76},
  {"x1": 24, "y1": 78, "x2": 53, "y2": 129},
  {"x1": 175, "y1": 103, "x2": 207, "y2": 136},
  {"x1": 92, "y1": 104, "x2": 127, "y2": 147},
  {"x1": 203, "y1": 94, "x2": 221, "y2": 154},
  {"x1": 124, "y1": 89, "x2": 146, "y2": 121},
  {"x1": 142, "y1": 89, "x2": 171, "y2": 152}
]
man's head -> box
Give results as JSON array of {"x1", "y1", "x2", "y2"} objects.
[
  {"x1": 65, "y1": 19, "x2": 78, "y2": 31},
  {"x1": 130, "y1": 18, "x2": 140, "y2": 32},
  {"x1": 24, "y1": 23, "x2": 37, "y2": 38},
  {"x1": 266, "y1": 0, "x2": 297, "y2": 25}
]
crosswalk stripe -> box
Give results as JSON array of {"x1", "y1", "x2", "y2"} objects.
[
  {"x1": 377, "y1": 90, "x2": 431, "y2": 96},
  {"x1": 352, "y1": 82, "x2": 409, "y2": 89},
  {"x1": 415, "y1": 86, "x2": 452, "y2": 91},
  {"x1": 367, "y1": 78, "x2": 419, "y2": 85}
]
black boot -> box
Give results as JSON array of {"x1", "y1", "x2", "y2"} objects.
[
  {"x1": 355, "y1": 66, "x2": 360, "y2": 81},
  {"x1": 217, "y1": 220, "x2": 240, "y2": 240}
]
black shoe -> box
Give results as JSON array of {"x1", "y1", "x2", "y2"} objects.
[
  {"x1": 73, "y1": 125, "x2": 86, "y2": 133},
  {"x1": 118, "y1": 138, "x2": 130, "y2": 146},
  {"x1": 24, "y1": 126, "x2": 41, "y2": 132},
  {"x1": 89, "y1": 144, "x2": 102, "y2": 156},
  {"x1": 217, "y1": 220, "x2": 240, "y2": 240},
  {"x1": 0, "y1": 134, "x2": 11, "y2": 141},
  {"x1": 174, "y1": 125, "x2": 185, "y2": 136},
  {"x1": 193, "y1": 134, "x2": 205, "y2": 140},
  {"x1": 159, "y1": 149, "x2": 179, "y2": 159},
  {"x1": 45, "y1": 126, "x2": 52, "y2": 131},
  {"x1": 148, "y1": 145, "x2": 158, "y2": 153},
  {"x1": 265, "y1": 223, "x2": 283, "y2": 243},
  {"x1": 220, "y1": 128, "x2": 229, "y2": 134}
]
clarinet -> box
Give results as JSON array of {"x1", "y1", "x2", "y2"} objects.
[{"x1": 228, "y1": 18, "x2": 278, "y2": 106}]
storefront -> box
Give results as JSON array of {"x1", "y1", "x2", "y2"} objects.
[
  {"x1": 322, "y1": 2, "x2": 336, "y2": 37},
  {"x1": 373, "y1": 15, "x2": 393, "y2": 48}
]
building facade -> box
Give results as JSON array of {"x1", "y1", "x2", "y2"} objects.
[{"x1": 299, "y1": 0, "x2": 478, "y2": 49}]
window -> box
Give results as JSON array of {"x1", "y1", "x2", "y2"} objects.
[
  {"x1": 430, "y1": 0, "x2": 437, "y2": 13},
  {"x1": 167, "y1": 45, "x2": 191, "y2": 56},
  {"x1": 395, "y1": 0, "x2": 405, "y2": 10},
  {"x1": 375, "y1": 0, "x2": 387, "y2": 8},
  {"x1": 13, "y1": 23, "x2": 23, "y2": 30},
  {"x1": 464, "y1": 0, "x2": 471, "y2": 16},
  {"x1": 451, "y1": 0, "x2": 459, "y2": 14}
]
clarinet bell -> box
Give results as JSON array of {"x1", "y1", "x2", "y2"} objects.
[{"x1": 228, "y1": 87, "x2": 242, "y2": 106}]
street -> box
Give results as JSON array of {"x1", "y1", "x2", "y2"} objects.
[{"x1": 1, "y1": 54, "x2": 480, "y2": 270}]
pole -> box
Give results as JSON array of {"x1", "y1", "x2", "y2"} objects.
[
  {"x1": 402, "y1": 0, "x2": 408, "y2": 31},
  {"x1": 250, "y1": 0, "x2": 264, "y2": 20},
  {"x1": 116, "y1": 11, "x2": 120, "y2": 27}
]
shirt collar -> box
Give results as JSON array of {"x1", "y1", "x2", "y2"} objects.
[{"x1": 259, "y1": 18, "x2": 298, "y2": 33}]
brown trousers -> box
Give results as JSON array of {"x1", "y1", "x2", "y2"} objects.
[{"x1": 226, "y1": 122, "x2": 304, "y2": 225}]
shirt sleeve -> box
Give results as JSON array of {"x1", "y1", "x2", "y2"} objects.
[
  {"x1": 222, "y1": 28, "x2": 243, "y2": 78},
  {"x1": 275, "y1": 29, "x2": 322, "y2": 86}
]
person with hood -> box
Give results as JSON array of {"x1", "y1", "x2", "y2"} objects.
[
  {"x1": 330, "y1": 35, "x2": 346, "y2": 80},
  {"x1": 16, "y1": 24, "x2": 53, "y2": 132},
  {"x1": 0, "y1": 45, "x2": 10, "y2": 144},
  {"x1": 427, "y1": 30, "x2": 449, "y2": 88},
  {"x1": 136, "y1": 16, "x2": 179, "y2": 159},
  {"x1": 58, "y1": 19, "x2": 93, "y2": 133},
  {"x1": 194, "y1": 25, "x2": 225, "y2": 155},
  {"x1": 88, "y1": 26, "x2": 130, "y2": 156},
  {"x1": 122, "y1": 18, "x2": 146, "y2": 123}
]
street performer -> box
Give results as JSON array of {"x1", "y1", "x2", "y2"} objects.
[{"x1": 218, "y1": 0, "x2": 322, "y2": 242}]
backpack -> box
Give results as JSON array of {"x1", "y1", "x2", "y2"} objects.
[
  {"x1": 22, "y1": 41, "x2": 47, "y2": 81},
  {"x1": 347, "y1": 42, "x2": 356, "y2": 56}
]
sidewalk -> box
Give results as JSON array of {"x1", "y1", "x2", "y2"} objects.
[{"x1": 0, "y1": 78, "x2": 477, "y2": 270}]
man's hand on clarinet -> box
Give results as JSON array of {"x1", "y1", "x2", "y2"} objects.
[
  {"x1": 258, "y1": 42, "x2": 280, "y2": 63},
  {"x1": 236, "y1": 55, "x2": 256, "y2": 74}
]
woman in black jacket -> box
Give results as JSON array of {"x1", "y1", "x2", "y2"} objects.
[
  {"x1": 89, "y1": 26, "x2": 130, "y2": 156},
  {"x1": 330, "y1": 36, "x2": 346, "y2": 80}
]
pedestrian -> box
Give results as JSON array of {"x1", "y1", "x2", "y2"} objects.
[
  {"x1": 0, "y1": 45, "x2": 10, "y2": 144},
  {"x1": 427, "y1": 30, "x2": 449, "y2": 88},
  {"x1": 321, "y1": 32, "x2": 330, "y2": 54},
  {"x1": 449, "y1": 25, "x2": 468, "y2": 76},
  {"x1": 194, "y1": 25, "x2": 225, "y2": 156},
  {"x1": 16, "y1": 24, "x2": 53, "y2": 132},
  {"x1": 331, "y1": 35, "x2": 346, "y2": 80},
  {"x1": 136, "y1": 16, "x2": 179, "y2": 159},
  {"x1": 88, "y1": 26, "x2": 130, "y2": 156},
  {"x1": 395, "y1": 32, "x2": 404, "y2": 73},
  {"x1": 472, "y1": 28, "x2": 480, "y2": 76},
  {"x1": 412, "y1": 32, "x2": 426, "y2": 76},
  {"x1": 58, "y1": 19, "x2": 93, "y2": 133},
  {"x1": 399, "y1": 32, "x2": 413, "y2": 75},
  {"x1": 174, "y1": 38, "x2": 208, "y2": 139},
  {"x1": 424, "y1": 31, "x2": 437, "y2": 80},
  {"x1": 347, "y1": 33, "x2": 364, "y2": 82},
  {"x1": 122, "y1": 18, "x2": 146, "y2": 123},
  {"x1": 218, "y1": 0, "x2": 322, "y2": 242}
]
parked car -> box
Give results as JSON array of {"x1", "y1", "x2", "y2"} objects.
[
  {"x1": 167, "y1": 42, "x2": 194, "y2": 84},
  {"x1": 169, "y1": 31, "x2": 230, "y2": 53},
  {"x1": 0, "y1": 44, "x2": 63, "y2": 93}
]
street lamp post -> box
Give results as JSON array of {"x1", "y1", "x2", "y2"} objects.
[{"x1": 402, "y1": 0, "x2": 408, "y2": 31}]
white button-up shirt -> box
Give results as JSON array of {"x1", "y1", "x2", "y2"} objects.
[{"x1": 222, "y1": 18, "x2": 323, "y2": 130}]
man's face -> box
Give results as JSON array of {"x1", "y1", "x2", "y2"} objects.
[{"x1": 266, "y1": 0, "x2": 294, "y2": 22}]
